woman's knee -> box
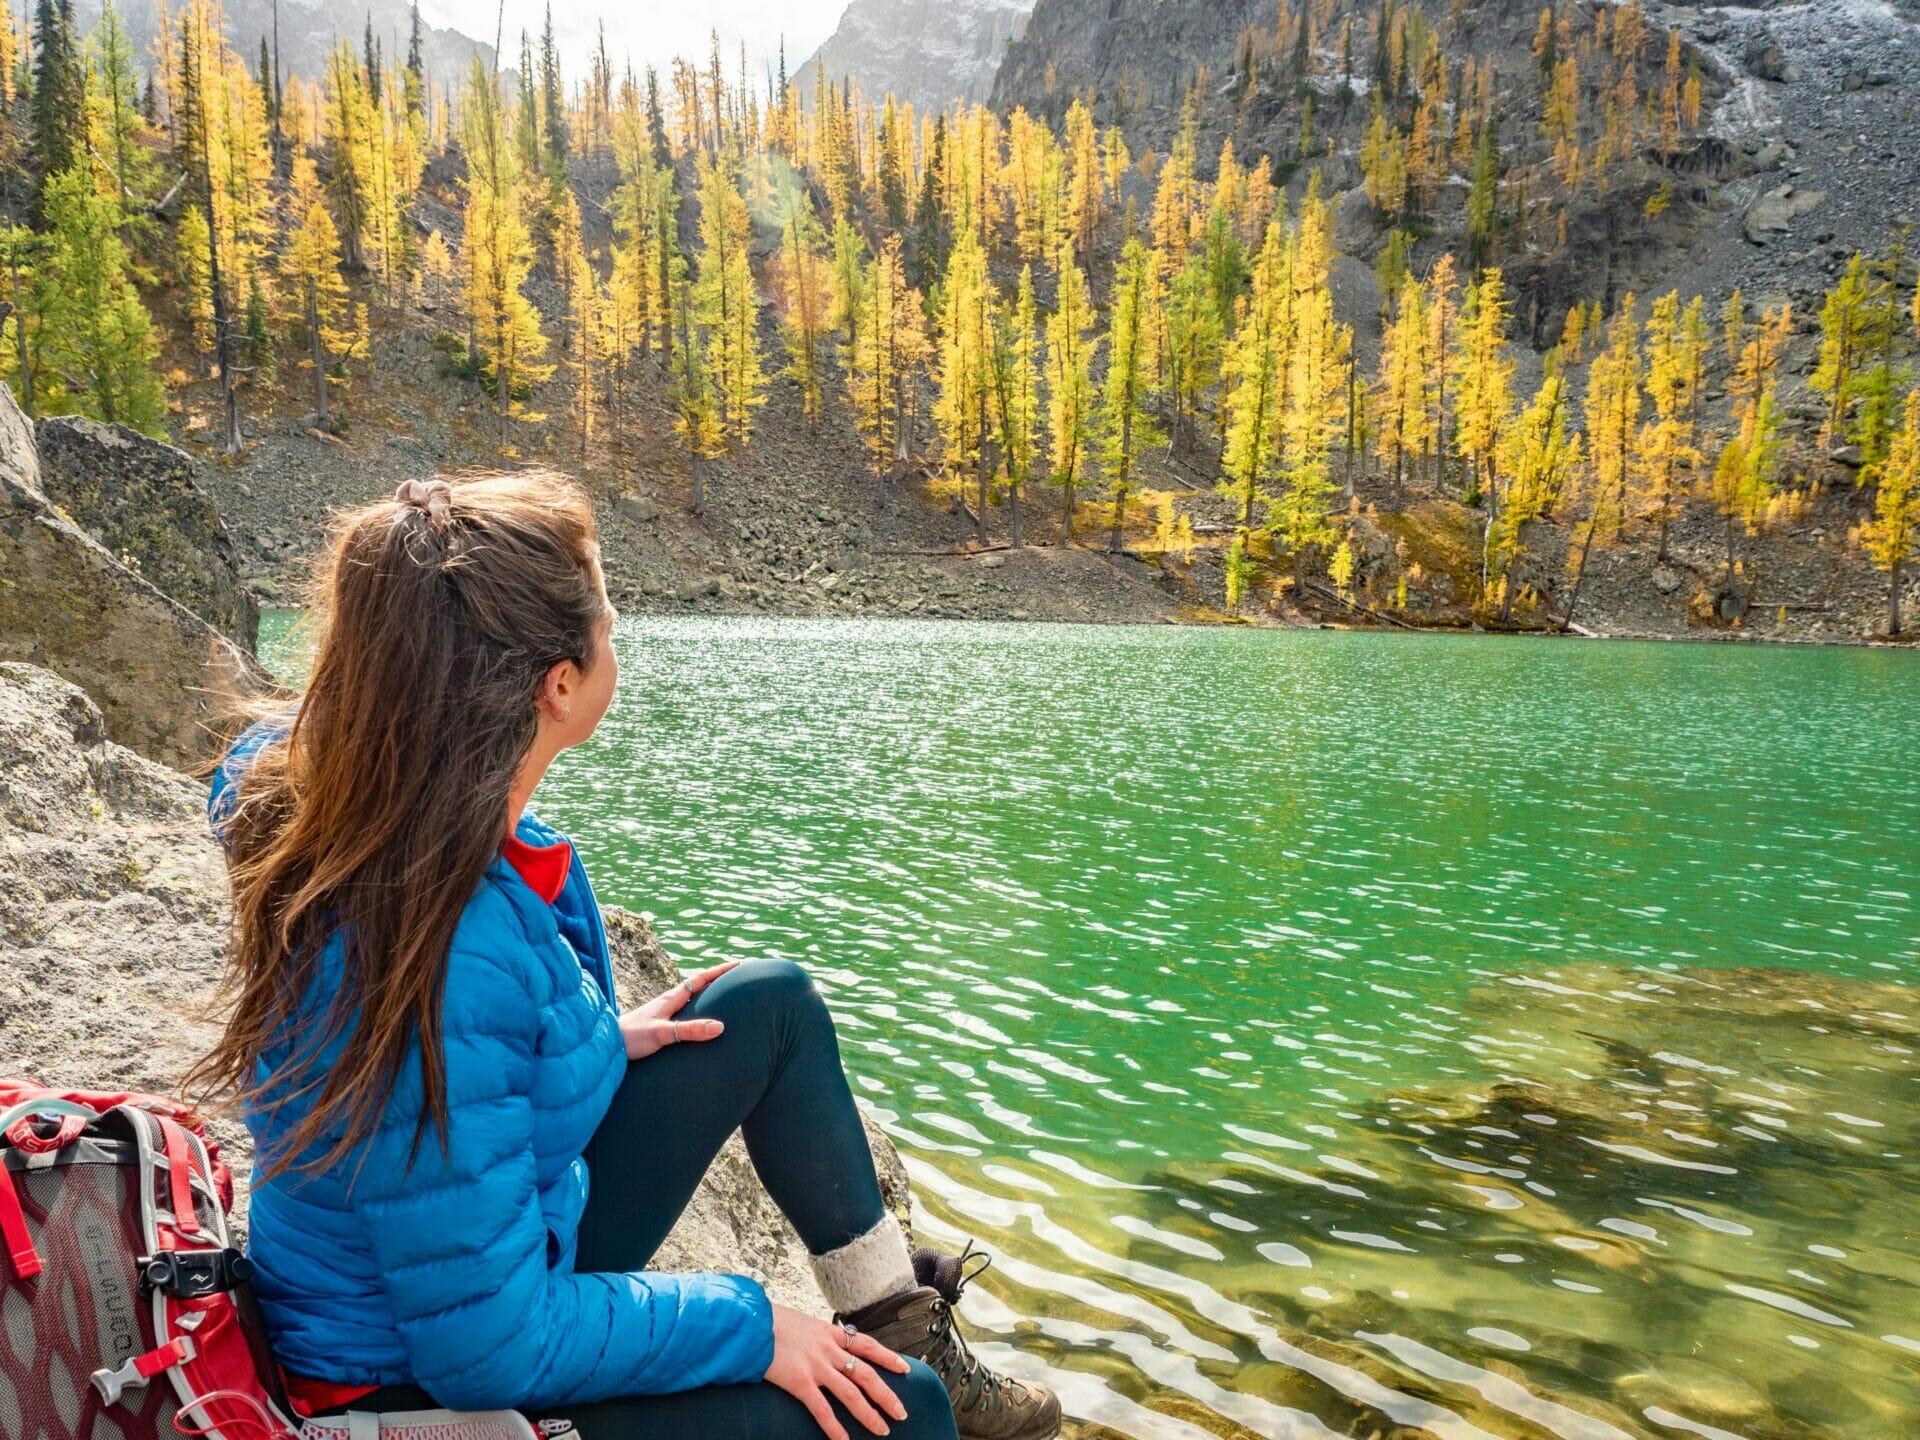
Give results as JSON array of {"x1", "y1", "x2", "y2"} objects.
[
  {"x1": 887, "y1": 1357, "x2": 959, "y2": 1440},
  {"x1": 700, "y1": 958, "x2": 830, "y2": 1037}
]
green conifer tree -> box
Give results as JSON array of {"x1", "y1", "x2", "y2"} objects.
[
  {"x1": 29, "y1": 0, "x2": 85, "y2": 202},
  {"x1": 31, "y1": 164, "x2": 163, "y2": 431}
]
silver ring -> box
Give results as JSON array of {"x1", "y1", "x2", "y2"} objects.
[
  {"x1": 842, "y1": 1358, "x2": 857, "y2": 1373},
  {"x1": 671, "y1": 1021, "x2": 683, "y2": 1043},
  {"x1": 680, "y1": 979, "x2": 695, "y2": 998}
]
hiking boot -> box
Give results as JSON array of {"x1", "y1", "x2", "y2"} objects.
[{"x1": 837, "y1": 1241, "x2": 1061, "y2": 1440}]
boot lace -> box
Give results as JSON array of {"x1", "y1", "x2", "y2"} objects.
[{"x1": 923, "y1": 1242, "x2": 1024, "y2": 1415}]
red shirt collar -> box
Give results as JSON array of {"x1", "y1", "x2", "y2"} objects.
[{"x1": 500, "y1": 830, "x2": 572, "y2": 905}]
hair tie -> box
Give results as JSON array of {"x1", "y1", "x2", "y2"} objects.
[{"x1": 394, "y1": 478, "x2": 454, "y2": 530}]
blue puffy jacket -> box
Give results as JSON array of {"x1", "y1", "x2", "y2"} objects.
[{"x1": 208, "y1": 719, "x2": 774, "y2": 1410}]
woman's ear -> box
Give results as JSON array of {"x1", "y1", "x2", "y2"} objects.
[{"x1": 538, "y1": 658, "x2": 577, "y2": 723}]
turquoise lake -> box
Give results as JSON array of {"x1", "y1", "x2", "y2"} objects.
[{"x1": 258, "y1": 613, "x2": 1920, "y2": 1440}]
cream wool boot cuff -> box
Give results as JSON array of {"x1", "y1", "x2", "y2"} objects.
[{"x1": 808, "y1": 1214, "x2": 915, "y2": 1315}]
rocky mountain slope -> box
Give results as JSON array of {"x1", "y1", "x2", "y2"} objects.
[
  {"x1": 0, "y1": 658, "x2": 909, "y2": 1298},
  {"x1": 993, "y1": 0, "x2": 1920, "y2": 326},
  {"x1": 800, "y1": 0, "x2": 1034, "y2": 110},
  {"x1": 1657, "y1": 0, "x2": 1920, "y2": 304},
  {"x1": 72, "y1": 0, "x2": 494, "y2": 89},
  {"x1": 190, "y1": 315, "x2": 1182, "y2": 629}
]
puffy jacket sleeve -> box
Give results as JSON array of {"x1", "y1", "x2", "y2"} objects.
[
  {"x1": 344, "y1": 889, "x2": 776, "y2": 1410},
  {"x1": 207, "y1": 714, "x2": 289, "y2": 848}
]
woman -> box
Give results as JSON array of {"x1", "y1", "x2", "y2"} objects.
[{"x1": 191, "y1": 472, "x2": 1059, "y2": 1440}]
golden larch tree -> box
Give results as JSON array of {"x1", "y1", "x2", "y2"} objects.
[
  {"x1": 1046, "y1": 241, "x2": 1100, "y2": 543},
  {"x1": 1860, "y1": 389, "x2": 1920, "y2": 635}
]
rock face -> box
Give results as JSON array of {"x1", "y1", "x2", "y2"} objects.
[
  {"x1": 991, "y1": 0, "x2": 1258, "y2": 130},
  {"x1": 71, "y1": 0, "x2": 492, "y2": 87},
  {"x1": 0, "y1": 659, "x2": 906, "y2": 1313},
  {"x1": 801, "y1": 0, "x2": 1033, "y2": 112},
  {"x1": 0, "y1": 385, "x2": 265, "y2": 771},
  {"x1": 36, "y1": 416, "x2": 258, "y2": 648}
]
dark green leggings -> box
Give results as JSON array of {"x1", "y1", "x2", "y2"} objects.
[{"x1": 327, "y1": 960, "x2": 956, "y2": 1440}]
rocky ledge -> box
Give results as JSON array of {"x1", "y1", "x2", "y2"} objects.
[
  {"x1": 0, "y1": 660, "x2": 908, "y2": 1306},
  {"x1": 0, "y1": 383, "x2": 264, "y2": 770}
]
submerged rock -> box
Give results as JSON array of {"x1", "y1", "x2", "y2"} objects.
[{"x1": 0, "y1": 661, "x2": 907, "y2": 1313}]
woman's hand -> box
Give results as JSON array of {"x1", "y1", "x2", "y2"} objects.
[
  {"x1": 765, "y1": 1302, "x2": 911, "y2": 1440},
  {"x1": 619, "y1": 960, "x2": 740, "y2": 1060}
]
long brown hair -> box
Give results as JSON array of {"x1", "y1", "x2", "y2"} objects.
[{"x1": 185, "y1": 470, "x2": 610, "y2": 1179}]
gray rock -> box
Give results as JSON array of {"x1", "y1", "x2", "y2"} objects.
[
  {"x1": 35, "y1": 416, "x2": 257, "y2": 649},
  {"x1": 616, "y1": 493, "x2": 660, "y2": 524},
  {"x1": 1744, "y1": 36, "x2": 1790, "y2": 82},
  {"x1": 0, "y1": 375, "x2": 40, "y2": 488},
  {"x1": 0, "y1": 385, "x2": 267, "y2": 770},
  {"x1": 1651, "y1": 564, "x2": 1684, "y2": 596},
  {"x1": 1840, "y1": 69, "x2": 1893, "y2": 92},
  {"x1": 0, "y1": 662, "x2": 911, "y2": 1313},
  {"x1": 1331, "y1": 186, "x2": 1386, "y2": 256},
  {"x1": 1744, "y1": 185, "x2": 1826, "y2": 244}
]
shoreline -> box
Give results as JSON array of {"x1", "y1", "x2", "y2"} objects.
[{"x1": 256, "y1": 599, "x2": 1920, "y2": 652}]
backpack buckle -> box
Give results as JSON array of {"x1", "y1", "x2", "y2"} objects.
[
  {"x1": 90, "y1": 1336, "x2": 197, "y2": 1405},
  {"x1": 136, "y1": 1247, "x2": 253, "y2": 1299}
]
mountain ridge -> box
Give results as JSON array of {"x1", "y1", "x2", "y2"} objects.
[
  {"x1": 71, "y1": 0, "x2": 495, "y2": 88},
  {"x1": 800, "y1": 0, "x2": 1033, "y2": 112}
]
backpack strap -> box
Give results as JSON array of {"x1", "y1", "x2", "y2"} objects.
[
  {"x1": 0, "y1": 1096, "x2": 99, "y2": 1134},
  {"x1": 153, "y1": 1111, "x2": 205, "y2": 1237},
  {"x1": 0, "y1": 1098, "x2": 93, "y2": 1279},
  {"x1": 0, "y1": 1164, "x2": 40, "y2": 1279}
]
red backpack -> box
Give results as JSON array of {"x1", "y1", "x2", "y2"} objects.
[
  {"x1": 0, "y1": 1080, "x2": 535, "y2": 1440},
  {"x1": 0, "y1": 1078, "x2": 297, "y2": 1440}
]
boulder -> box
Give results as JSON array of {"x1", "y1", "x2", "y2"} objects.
[
  {"x1": 1743, "y1": 184, "x2": 1825, "y2": 244},
  {"x1": 616, "y1": 492, "x2": 660, "y2": 524},
  {"x1": 1840, "y1": 69, "x2": 1893, "y2": 92},
  {"x1": 35, "y1": 416, "x2": 257, "y2": 649},
  {"x1": 1331, "y1": 186, "x2": 1386, "y2": 256},
  {"x1": 1742, "y1": 35, "x2": 1790, "y2": 82},
  {"x1": 0, "y1": 385, "x2": 266, "y2": 770},
  {"x1": 0, "y1": 661, "x2": 910, "y2": 1312}
]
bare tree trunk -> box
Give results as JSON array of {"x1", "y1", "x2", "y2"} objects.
[
  {"x1": 206, "y1": 195, "x2": 242, "y2": 454},
  {"x1": 1010, "y1": 480, "x2": 1023, "y2": 548},
  {"x1": 1109, "y1": 410, "x2": 1132, "y2": 554},
  {"x1": 1562, "y1": 510, "x2": 1602, "y2": 633},
  {"x1": 1059, "y1": 458, "x2": 1076, "y2": 546},
  {"x1": 972, "y1": 386, "x2": 990, "y2": 543},
  {"x1": 308, "y1": 277, "x2": 328, "y2": 425},
  {"x1": 1344, "y1": 361, "x2": 1357, "y2": 502},
  {"x1": 1892, "y1": 557, "x2": 1904, "y2": 636}
]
